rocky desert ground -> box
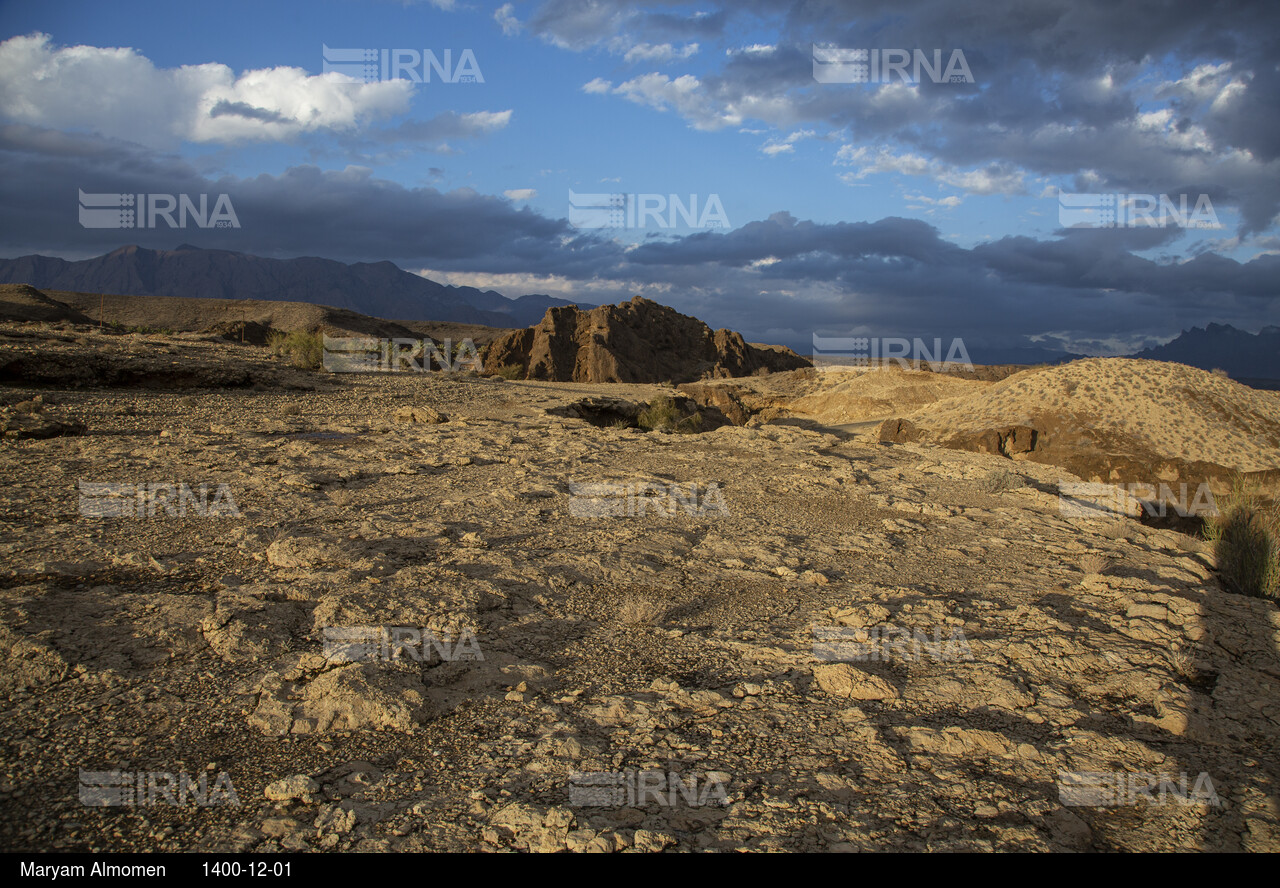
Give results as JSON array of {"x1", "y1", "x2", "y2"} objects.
[{"x1": 1, "y1": 315, "x2": 1278, "y2": 854}]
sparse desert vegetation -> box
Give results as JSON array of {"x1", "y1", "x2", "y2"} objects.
[
  {"x1": 1205, "y1": 478, "x2": 1280, "y2": 599},
  {"x1": 637, "y1": 395, "x2": 703, "y2": 433},
  {"x1": 1, "y1": 312, "x2": 1277, "y2": 854},
  {"x1": 616, "y1": 594, "x2": 666, "y2": 626},
  {"x1": 4, "y1": 0, "x2": 1280, "y2": 857},
  {"x1": 1077, "y1": 552, "x2": 1114, "y2": 577},
  {"x1": 490, "y1": 363, "x2": 525, "y2": 380},
  {"x1": 978, "y1": 467, "x2": 1023, "y2": 494},
  {"x1": 268, "y1": 329, "x2": 324, "y2": 371}
]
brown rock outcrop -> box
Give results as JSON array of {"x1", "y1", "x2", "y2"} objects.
[
  {"x1": 483, "y1": 296, "x2": 809, "y2": 383},
  {"x1": 877, "y1": 418, "x2": 923, "y2": 444}
]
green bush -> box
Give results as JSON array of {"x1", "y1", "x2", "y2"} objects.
[
  {"x1": 268, "y1": 330, "x2": 323, "y2": 370},
  {"x1": 492, "y1": 363, "x2": 525, "y2": 380},
  {"x1": 1204, "y1": 477, "x2": 1279, "y2": 599},
  {"x1": 637, "y1": 396, "x2": 702, "y2": 434},
  {"x1": 637, "y1": 396, "x2": 680, "y2": 431},
  {"x1": 266, "y1": 330, "x2": 288, "y2": 355},
  {"x1": 109, "y1": 322, "x2": 173, "y2": 335},
  {"x1": 979, "y1": 468, "x2": 1023, "y2": 494}
]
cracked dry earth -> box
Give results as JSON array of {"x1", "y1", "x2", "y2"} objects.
[{"x1": 1, "y1": 361, "x2": 1279, "y2": 853}]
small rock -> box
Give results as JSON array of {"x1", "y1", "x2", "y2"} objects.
[
  {"x1": 633, "y1": 829, "x2": 676, "y2": 852},
  {"x1": 259, "y1": 816, "x2": 300, "y2": 838},
  {"x1": 264, "y1": 774, "x2": 319, "y2": 802},
  {"x1": 812, "y1": 663, "x2": 898, "y2": 701},
  {"x1": 393, "y1": 406, "x2": 446, "y2": 424}
]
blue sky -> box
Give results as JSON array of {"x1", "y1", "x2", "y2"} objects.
[{"x1": 1, "y1": 0, "x2": 1277, "y2": 356}]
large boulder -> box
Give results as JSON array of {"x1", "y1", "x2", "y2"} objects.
[{"x1": 483, "y1": 296, "x2": 809, "y2": 383}]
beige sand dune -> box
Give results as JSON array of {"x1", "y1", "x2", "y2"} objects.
[
  {"x1": 905, "y1": 358, "x2": 1280, "y2": 473},
  {"x1": 792, "y1": 366, "x2": 989, "y2": 425}
]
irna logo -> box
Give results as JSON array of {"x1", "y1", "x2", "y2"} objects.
[
  {"x1": 321, "y1": 45, "x2": 483, "y2": 84},
  {"x1": 78, "y1": 191, "x2": 239, "y2": 229}
]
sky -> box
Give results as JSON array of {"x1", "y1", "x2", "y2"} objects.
[{"x1": 0, "y1": 0, "x2": 1277, "y2": 356}]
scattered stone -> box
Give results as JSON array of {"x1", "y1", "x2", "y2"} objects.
[
  {"x1": 812, "y1": 664, "x2": 899, "y2": 701},
  {"x1": 264, "y1": 775, "x2": 319, "y2": 803}
]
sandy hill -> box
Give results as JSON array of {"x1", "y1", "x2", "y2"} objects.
[
  {"x1": 859, "y1": 357, "x2": 1280, "y2": 497},
  {"x1": 0, "y1": 284, "x2": 96, "y2": 324},
  {"x1": 906, "y1": 358, "x2": 1280, "y2": 472},
  {"x1": 790, "y1": 367, "x2": 989, "y2": 425},
  {"x1": 0, "y1": 284, "x2": 517, "y2": 346},
  {"x1": 673, "y1": 364, "x2": 1030, "y2": 430}
]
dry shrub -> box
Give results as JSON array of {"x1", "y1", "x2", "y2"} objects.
[
  {"x1": 1204, "y1": 477, "x2": 1279, "y2": 599},
  {"x1": 979, "y1": 468, "x2": 1023, "y2": 494},
  {"x1": 1078, "y1": 553, "x2": 1114, "y2": 576},
  {"x1": 492, "y1": 364, "x2": 525, "y2": 380},
  {"x1": 617, "y1": 595, "x2": 666, "y2": 626}
]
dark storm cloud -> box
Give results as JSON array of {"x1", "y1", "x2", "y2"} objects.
[
  {"x1": 634, "y1": 8, "x2": 730, "y2": 42},
  {"x1": 0, "y1": 125, "x2": 572, "y2": 266},
  {"x1": 529, "y1": 0, "x2": 1280, "y2": 235},
  {"x1": 604, "y1": 210, "x2": 1278, "y2": 349},
  {"x1": 328, "y1": 110, "x2": 515, "y2": 162},
  {"x1": 208, "y1": 100, "x2": 290, "y2": 125},
  {"x1": 1, "y1": 124, "x2": 1275, "y2": 353}
]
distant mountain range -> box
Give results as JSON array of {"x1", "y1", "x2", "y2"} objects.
[
  {"x1": 0, "y1": 244, "x2": 588, "y2": 328},
  {"x1": 959, "y1": 345, "x2": 1088, "y2": 367},
  {"x1": 964, "y1": 328, "x2": 1280, "y2": 384},
  {"x1": 1131, "y1": 323, "x2": 1280, "y2": 382},
  {"x1": 1, "y1": 247, "x2": 1275, "y2": 383}
]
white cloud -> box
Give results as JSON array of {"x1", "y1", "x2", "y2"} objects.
[
  {"x1": 837, "y1": 145, "x2": 932, "y2": 177},
  {"x1": 761, "y1": 129, "x2": 816, "y2": 156},
  {"x1": 836, "y1": 145, "x2": 1025, "y2": 196},
  {"x1": 610, "y1": 73, "x2": 740, "y2": 130},
  {"x1": 620, "y1": 42, "x2": 699, "y2": 64},
  {"x1": 936, "y1": 165, "x2": 1024, "y2": 195},
  {"x1": 904, "y1": 192, "x2": 963, "y2": 209},
  {"x1": 581, "y1": 77, "x2": 613, "y2": 94},
  {"x1": 503, "y1": 188, "x2": 537, "y2": 201},
  {"x1": 494, "y1": 4, "x2": 522, "y2": 36},
  {"x1": 416, "y1": 268, "x2": 662, "y2": 305},
  {"x1": 456, "y1": 110, "x2": 512, "y2": 133},
  {"x1": 0, "y1": 33, "x2": 411, "y2": 148}
]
